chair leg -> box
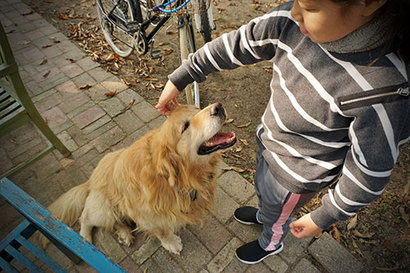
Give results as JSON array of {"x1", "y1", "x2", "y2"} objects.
[
  {"x1": 29, "y1": 111, "x2": 71, "y2": 157},
  {"x1": 8, "y1": 73, "x2": 71, "y2": 158}
]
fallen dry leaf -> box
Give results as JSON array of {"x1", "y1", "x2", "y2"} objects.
[
  {"x1": 42, "y1": 70, "x2": 50, "y2": 78},
  {"x1": 125, "y1": 98, "x2": 135, "y2": 110},
  {"x1": 353, "y1": 230, "x2": 375, "y2": 239},
  {"x1": 332, "y1": 224, "x2": 341, "y2": 243},
  {"x1": 236, "y1": 121, "x2": 251, "y2": 128},
  {"x1": 39, "y1": 58, "x2": 47, "y2": 65},
  {"x1": 399, "y1": 207, "x2": 409, "y2": 225},
  {"x1": 57, "y1": 13, "x2": 69, "y2": 20},
  {"x1": 79, "y1": 84, "x2": 93, "y2": 90},
  {"x1": 65, "y1": 57, "x2": 75, "y2": 63},
  {"x1": 347, "y1": 215, "x2": 358, "y2": 230},
  {"x1": 42, "y1": 44, "x2": 53, "y2": 49},
  {"x1": 382, "y1": 239, "x2": 398, "y2": 253},
  {"x1": 224, "y1": 118, "x2": 234, "y2": 124},
  {"x1": 223, "y1": 166, "x2": 246, "y2": 173},
  {"x1": 104, "y1": 91, "x2": 117, "y2": 97},
  {"x1": 240, "y1": 139, "x2": 249, "y2": 146}
]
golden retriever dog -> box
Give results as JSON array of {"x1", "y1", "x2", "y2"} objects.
[{"x1": 44, "y1": 103, "x2": 236, "y2": 254}]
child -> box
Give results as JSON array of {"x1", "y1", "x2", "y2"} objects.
[{"x1": 156, "y1": 0, "x2": 410, "y2": 265}]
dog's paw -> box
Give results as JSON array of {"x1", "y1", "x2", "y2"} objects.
[
  {"x1": 162, "y1": 234, "x2": 183, "y2": 255},
  {"x1": 116, "y1": 229, "x2": 134, "y2": 246}
]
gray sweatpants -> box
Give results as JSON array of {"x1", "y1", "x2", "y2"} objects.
[{"x1": 254, "y1": 138, "x2": 317, "y2": 251}]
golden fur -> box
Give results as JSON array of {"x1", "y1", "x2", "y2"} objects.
[{"x1": 44, "y1": 103, "x2": 232, "y2": 254}]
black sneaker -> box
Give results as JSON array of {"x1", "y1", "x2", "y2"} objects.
[
  {"x1": 236, "y1": 240, "x2": 284, "y2": 264},
  {"x1": 234, "y1": 206, "x2": 262, "y2": 225}
]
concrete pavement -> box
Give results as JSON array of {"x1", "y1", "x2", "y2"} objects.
[{"x1": 0, "y1": 0, "x2": 364, "y2": 272}]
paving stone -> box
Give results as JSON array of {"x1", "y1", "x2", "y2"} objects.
[
  {"x1": 218, "y1": 171, "x2": 254, "y2": 204},
  {"x1": 227, "y1": 219, "x2": 262, "y2": 244},
  {"x1": 172, "y1": 228, "x2": 212, "y2": 272},
  {"x1": 56, "y1": 79, "x2": 81, "y2": 96},
  {"x1": 41, "y1": 44, "x2": 64, "y2": 59},
  {"x1": 94, "y1": 229, "x2": 127, "y2": 263},
  {"x1": 262, "y1": 254, "x2": 289, "y2": 273},
  {"x1": 99, "y1": 97, "x2": 125, "y2": 117},
  {"x1": 279, "y1": 233, "x2": 312, "y2": 264},
  {"x1": 39, "y1": 73, "x2": 69, "y2": 91},
  {"x1": 71, "y1": 72, "x2": 97, "y2": 88},
  {"x1": 291, "y1": 258, "x2": 321, "y2": 273},
  {"x1": 244, "y1": 262, "x2": 272, "y2": 273},
  {"x1": 207, "y1": 237, "x2": 242, "y2": 273},
  {"x1": 100, "y1": 77, "x2": 128, "y2": 93},
  {"x1": 222, "y1": 258, "x2": 249, "y2": 273},
  {"x1": 7, "y1": 136, "x2": 42, "y2": 159},
  {"x1": 152, "y1": 247, "x2": 185, "y2": 273},
  {"x1": 113, "y1": 110, "x2": 144, "y2": 135},
  {"x1": 85, "y1": 83, "x2": 110, "y2": 102},
  {"x1": 82, "y1": 115, "x2": 113, "y2": 135},
  {"x1": 118, "y1": 256, "x2": 142, "y2": 273},
  {"x1": 212, "y1": 186, "x2": 239, "y2": 224},
  {"x1": 34, "y1": 90, "x2": 63, "y2": 113},
  {"x1": 91, "y1": 126, "x2": 126, "y2": 153},
  {"x1": 59, "y1": 62, "x2": 84, "y2": 78},
  {"x1": 116, "y1": 88, "x2": 144, "y2": 105},
  {"x1": 132, "y1": 100, "x2": 161, "y2": 123},
  {"x1": 147, "y1": 114, "x2": 166, "y2": 129},
  {"x1": 88, "y1": 66, "x2": 115, "y2": 83},
  {"x1": 132, "y1": 238, "x2": 161, "y2": 265},
  {"x1": 41, "y1": 106, "x2": 69, "y2": 129},
  {"x1": 59, "y1": 92, "x2": 91, "y2": 115},
  {"x1": 57, "y1": 131, "x2": 78, "y2": 152},
  {"x1": 66, "y1": 101, "x2": 95, "y2": 119},
  {"x1": 71, "y1": 105, "x2": 105, "y2": 129},
  {"x1": 0, "y1": 147, "x2": 13, "y2": 175},
  {"x1": 308, "y1": 232, "x2": 363, "y2": 273},
  {"x1": 76, "y1": 56, "x2": 99, "y2": 71},
  {"x1": 188, "y1": 214, "x2": 233, "y2": 255}
]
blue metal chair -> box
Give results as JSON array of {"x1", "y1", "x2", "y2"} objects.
[{"x1": 0, "y1": 177, "x2": 127, "y2": 273}]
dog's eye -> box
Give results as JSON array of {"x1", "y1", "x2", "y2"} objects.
[{"x1": 182, "y1": 122, "x2": 190, "y2": 134}]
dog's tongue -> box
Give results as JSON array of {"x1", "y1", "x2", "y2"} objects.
[
  {"x1": 203, "y1": 132, "x2": 235, "y2": 147},
  {"x1": 198, "y1": 132, "x2": 236, "y2": 155}
]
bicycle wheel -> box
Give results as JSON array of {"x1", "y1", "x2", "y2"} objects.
[
  {"x1": 178, "y1": 15, "x2": 200, "y2": 108},
  {"x1": 199, "y1": 0, "x2": 212, "y2": 43},
  {"x1": 96, "y1": 0, "x2": 134, "y2": 57}
]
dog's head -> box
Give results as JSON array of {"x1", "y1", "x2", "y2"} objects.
[
  {"x1": 152, "y1": 103, "x2": 236, "y2": 187},
  {"x1": 163, "y1": 103, "x2": 236, "y2": 158}
]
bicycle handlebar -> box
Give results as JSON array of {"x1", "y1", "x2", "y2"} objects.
[{"x1": 153, "y1": 0, "x2": 192, "y2": 13}]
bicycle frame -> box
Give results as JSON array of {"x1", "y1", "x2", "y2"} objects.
[{"x1": 97, "y1": 0, "x2": 170, "y2": 50}]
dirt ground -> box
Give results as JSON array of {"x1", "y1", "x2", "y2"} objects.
[{"x1": 20, "y1": 0, "x2": 409, "y2": 271}]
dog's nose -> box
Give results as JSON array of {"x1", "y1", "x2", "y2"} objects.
[{"x1": 210, "y1": 103, "x2": 225, "y2": 118}]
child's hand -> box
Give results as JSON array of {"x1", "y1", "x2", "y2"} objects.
[
  {"x1": 289, "y1": 213, "x2": 323, "y2": 238},
  {"x1": 155, "y1": 80, "x2": 180, "y2": 116}
]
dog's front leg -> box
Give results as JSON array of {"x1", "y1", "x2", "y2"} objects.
[{"x1": 153, "y1": 229, "x2": 183, "y2": 255}]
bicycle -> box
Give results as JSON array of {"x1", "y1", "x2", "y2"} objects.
[{"x1": 95, "y1": 0, "x2": 215, "y2": 108}]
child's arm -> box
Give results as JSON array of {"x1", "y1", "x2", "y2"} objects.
[
  {"x1": 309, "y1": 87, "x2": 410, "y2": 231},
  {"x1": 165, "y1": 5, "x2": 292, "y2": 94}
]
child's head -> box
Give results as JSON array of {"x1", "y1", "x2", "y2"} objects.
[
  {"x1": 290, "y1": 0, "x2": 387, "y2": 43},
  {"x1": 290, "y1": 0, "x2": 410, "y2": 64}
]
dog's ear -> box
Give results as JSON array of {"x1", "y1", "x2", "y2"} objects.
[{"x1": 156, "y1": 146, "x2": 182, "y2": 187}]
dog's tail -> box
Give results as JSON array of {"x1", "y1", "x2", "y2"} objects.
[{"x1": 38, "y1": 182, "x2": 90, "y2": 248}]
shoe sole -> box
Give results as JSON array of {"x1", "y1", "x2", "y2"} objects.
[
  {"x1": 235, "y1": 243, "x2": 284, "y2": 265},
  {"x1": 233, "y1": 215, "x2": 262, "y2": 226}
]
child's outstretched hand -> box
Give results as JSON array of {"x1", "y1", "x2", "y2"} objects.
[
  {"x1": 290, "y1": 213, "x2": 323, "y2": 238},
  {"x1": 156, "y1": 80, "x2": 180, "y2": 116}
]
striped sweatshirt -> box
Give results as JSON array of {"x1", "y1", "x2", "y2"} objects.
[{"x1": 168, "y1": 1, "x2": 410, "y2": 229}]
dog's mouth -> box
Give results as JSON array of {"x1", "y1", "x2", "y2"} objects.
[{"x1": 198, "y1": 131, "x2": 237, "y2": 155}]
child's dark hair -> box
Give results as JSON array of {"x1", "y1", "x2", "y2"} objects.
[{"x1": 332, "y1": 0, "x2": 410, "y2": 64}]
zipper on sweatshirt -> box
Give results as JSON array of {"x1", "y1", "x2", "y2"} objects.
[{"x1": 338, "y1": 82, "x2": 409, "y2": 111}]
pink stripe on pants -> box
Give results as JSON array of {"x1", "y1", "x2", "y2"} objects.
[{"x1": 265, "y1": 193, "x2": 300, "y2": 251}]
